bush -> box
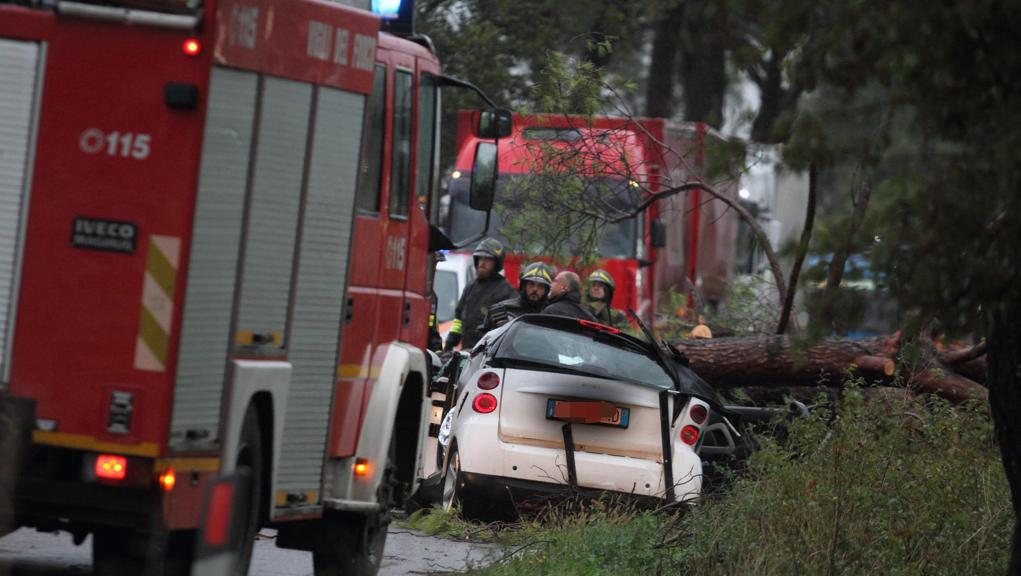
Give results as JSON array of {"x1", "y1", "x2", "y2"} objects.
[{"x1": 466, "y1": 389, "x2": 1013, "y2": 575}]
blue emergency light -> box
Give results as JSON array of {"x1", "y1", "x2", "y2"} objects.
[{"x1": 371, "y1": 0, "x2": 402, "y2": 19}]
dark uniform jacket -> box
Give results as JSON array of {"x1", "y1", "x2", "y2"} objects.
[
  {"x1": 453, "y1": 276, "x2": 516, "y2": 349},
  {"x1": 589, "y1": 304, "x2": 628, "y2": 329},
  {"x1": 542, "y1": 290, "x2": 597, "y2": 321},
  {"x1": 482, "y1": 295, "x2": 546, "y2": 333}
]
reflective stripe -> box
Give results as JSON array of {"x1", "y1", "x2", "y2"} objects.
[
  {"x1": 33, "y1": 430, "x2": 159, "y2": 457},
  {"x1": 135, "y1": 235, "x2": 180, "y2": 372},
  {"x1": 449, "y1": 318, "x2": 462, "y2": 334}
]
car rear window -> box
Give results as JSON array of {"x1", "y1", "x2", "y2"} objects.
[{"x1": 496, "y1": 323, "x2": 673, "y2": 389}]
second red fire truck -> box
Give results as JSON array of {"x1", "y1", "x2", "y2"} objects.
[
  {"x1": 0, "y1": 0, "x2": 505, "y2": 573},
  {"x1": 446, "y1": 112, "x2": 740, "y2": 323}
]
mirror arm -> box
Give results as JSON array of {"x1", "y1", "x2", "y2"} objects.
[
  {"x1": 438, "y1": 74, "x2": 497, "y2": 108},
  {"x1": 451, "y1": 209, "x2": 492, "y2": 250}
]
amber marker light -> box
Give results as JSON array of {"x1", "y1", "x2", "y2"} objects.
[
  {"x1": 182, "y1": 38, "x2": 202, "y2": 57},
  {"x1": 354, "y1": 458, "x2": 369, "y2": 476},
  {"x1": 159, "y1": 468, "x2": 177, "y2": 492}
]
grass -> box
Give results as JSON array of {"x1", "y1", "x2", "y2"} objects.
[{"x1": 419, "y1": 385, "x2": 1014, "y2": 575}]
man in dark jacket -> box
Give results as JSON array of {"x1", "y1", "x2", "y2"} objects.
[
  {"x1": 443, "y1": 238, "x2": 517, "y2": 351},
  {"x1": 585, "y1": 268, "x2": 628, "y2": 328},
  {"x1": 482, "y1": 261, "x2": 555, "y2": 333},
  {"x1": 543, "y1": 270, "x2": 597, "y2": 320}
]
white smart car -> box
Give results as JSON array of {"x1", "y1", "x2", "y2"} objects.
[{"x1": 437, "y1": 314, "x2": 717, "y2": 519}]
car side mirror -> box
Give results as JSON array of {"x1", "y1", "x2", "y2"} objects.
[
  {"x1": 650, "y1": 219, "x2": 667, "y2": 249},
  {"x1": 469, "y1": 142, "x2": 498, "y2": 211},
  {"x1": 476, "y1": 108, "x2": 512, "y2": 139}
]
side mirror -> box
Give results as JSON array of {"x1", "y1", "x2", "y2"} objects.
[
  {"x1": 476, "y1": 108, "x2": 512, "y2": 139},
  {"x1": 469, "y1": 142, "x2": 498, "y2": 211},
  {"x1": 650, "y1": 219, "x2": 667, "y2": 249}
]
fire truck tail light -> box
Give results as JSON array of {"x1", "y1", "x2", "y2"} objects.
[
  {"x1": 182, "y1": 38, "x2": 201, "y2": 57},
  {"x1": 96, "y1": 454, "x2": 127, "y2": 480},
  {"x1": 159, "y1": 468, "x2": 176, "y2": 492},
  {"x1": 354, "y1": 458, "x2": 369, "y2": 476}
]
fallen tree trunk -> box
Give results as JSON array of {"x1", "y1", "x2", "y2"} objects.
[{"x1": 672, "y1": 333, "x2": 987, "y2": 404}]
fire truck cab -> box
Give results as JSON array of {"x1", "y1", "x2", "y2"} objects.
[{"x1": 0, "y1": 0, "x2": 504, "y2": 573}]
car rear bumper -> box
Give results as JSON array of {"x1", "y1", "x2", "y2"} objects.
[
  {"x1": 459, "y1": 470, "x2": 667, "y2": 508},
  {"x1": 455, "y1": 419, "x2": 701, "y2": 502}
]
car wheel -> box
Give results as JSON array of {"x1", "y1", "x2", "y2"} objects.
[{"x1": 441, "y1": 446, "x2": 486, "y2": 520}]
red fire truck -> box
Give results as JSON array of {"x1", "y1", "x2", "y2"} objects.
[
  {"x1": 447, "y1": 112, "x2": 739, "y2": 322},
  {"x1": 0, "y1": 0, "x2": 502, "y2": 573}
]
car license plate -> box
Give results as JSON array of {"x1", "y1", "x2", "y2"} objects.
[{"x1": 546, "y1": 399, "x2": 630, "y2": 428}]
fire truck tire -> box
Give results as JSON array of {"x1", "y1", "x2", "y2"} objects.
[
  {"x1": 233, "y1": 405, "x2": 264, "y2": 575},
  {"x1": 312, "y1": 436, "x2": 395, "y2": 576},
  {"x1": 92, "y1": 527, "x2": 195, "y2": 576}
]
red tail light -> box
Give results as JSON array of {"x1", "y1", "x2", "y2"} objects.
[
  {"x1": 680, "y1": 425, "x2": 699, "y2": 446},
  {"x1": 182, "y1": 38, "x2": 202, "y2": 57},
  {"x1": 689, "y1": 403, "x2": 708, "y2": 425},
  {"x1": 477, "y1": 371, "x2": 500, "y2": 390},
  {"x1": 472, "y1": 393, "x2": 498, "y2": 414},
  {"x1": 96, "y1": 454, "x2": 127, "y2": 480}
]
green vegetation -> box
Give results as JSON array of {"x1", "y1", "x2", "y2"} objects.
[{"x1": 449, "y1": 389, "x2": 1011, "y2": 575}]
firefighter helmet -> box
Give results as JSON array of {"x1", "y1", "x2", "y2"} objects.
[
  {"x1": 473, "y1": 237, "x2": 506, "y2": 271},
  {"x1": 519, "y1": 261, "x2": 553, "y2": 300},
  {"x1": 520, "y1": 261, "x2": 553, "y2": 287},
  {"x1": 587, "y1": 268, "x2": 616, "y2": 303}
]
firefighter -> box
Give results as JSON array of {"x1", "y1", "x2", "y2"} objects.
[
  {"x1": 443, "y1": 238, "x2": 517, "y2": 351},
  {"x1": 543, "y1": 270, "x2": 597, "y2": 320},
  {"x1": 482, "y1": 261, "x2": 555, "y2": 332},
  {"x1": 585, "y1": 268, "x2": 628, "y2": 328}
]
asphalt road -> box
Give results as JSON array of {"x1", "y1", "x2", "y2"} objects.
[{"x1": 0, "y1": 526, "x2": 499, "y2": 575}]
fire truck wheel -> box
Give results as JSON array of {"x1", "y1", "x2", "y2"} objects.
[
  {"x1": 312, "y1": 437, "x2": 396, "y2": 576},
  {"x1": 92, "y1": 527, "x2": 194, "y2": 576},
  {"x1": 233, "y1": 405, "x2": 264, "y2": 575}
]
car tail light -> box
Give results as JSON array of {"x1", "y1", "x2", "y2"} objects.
[
  {"x1": 472, "y1": 393, "x2": 498, "y2": 414},
  {"x1": 679, "y1": 425, "x2": 699, "y2": 446},
  {"x1": 96, "y1": 454, "x2": 127, "y2": 480},
  {"x1": 477, "y1": 371, "x2": 500, "y2": 390},
  {"x1": 689, "y1": 403, "x2": 708, "y2": 425}
]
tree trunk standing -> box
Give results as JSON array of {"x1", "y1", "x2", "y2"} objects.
[
  {"x1": 749, "y1": 52, "x2": 800, "y2": 144},
  {"x1": 678, "y1": 1, "x2": 728, "y2": 127},
  {"x1": 987, "y1": 298, "x2": 1021, "y2": 575},
  {"x1": 644, "y1": 3, "x2": 684, "y2": 119}
]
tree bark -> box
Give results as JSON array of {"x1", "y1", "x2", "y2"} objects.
[
  {"x1": 987, "y1": 297, "x2": 1021, "y2": 574},
  {"x1": 672, "y1": 332, "x2": 987, "y2": 404}
]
